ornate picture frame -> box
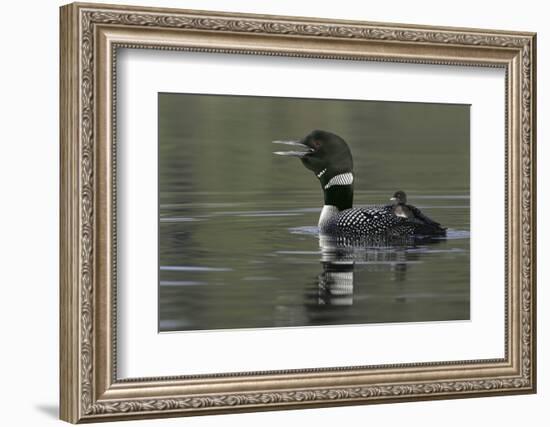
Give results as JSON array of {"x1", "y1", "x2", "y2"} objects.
[{"x1": 60, "y1": 2, "x2": 536, "y2": 423}]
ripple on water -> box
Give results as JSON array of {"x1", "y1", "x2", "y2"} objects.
[
  {"x1": 160, "y1": 217, "x2": 204, "y2": 223},
  {"x1": 160, "y1": 280, "x2": 205, "y2": 286},
  {"x1": 440, "y1": 229, "x2": 471, "y2": 239},
  {"x1": 288, "y1": 226, "x2": 319, "y2": 236},
  {"x1": 160, "y1": 266, "x2": 233, "y2": 272}
]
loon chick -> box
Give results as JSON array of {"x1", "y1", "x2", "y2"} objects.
[
  {"x1": 390, "y1": 190, "x2": 413, "y2": 218},
  {"x1": 390, "y1": 190, "x2": 446, "y2": 232},
  {"x1": 273, "y1": 130, "x2": 446, "y2": 238}
]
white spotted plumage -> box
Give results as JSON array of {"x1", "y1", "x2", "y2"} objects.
[{"x1": 319, "y1": 205, "x2": 419, "y2": 237}]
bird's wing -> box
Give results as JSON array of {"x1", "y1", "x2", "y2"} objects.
[{"x1": 408, "y1": 205, "x2": 442, "y2": 227}]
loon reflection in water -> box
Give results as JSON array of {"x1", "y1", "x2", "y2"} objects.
[
  {"x1": 274, "y1": 130, "x2": 447, "y2": 238},
  {"x1": 305, "y1": 231, "x2": 438, "y2": 309}
]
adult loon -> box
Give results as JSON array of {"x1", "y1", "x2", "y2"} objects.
[{"x1": 273, "y1": 130, "x2": 446, "y2": 239}]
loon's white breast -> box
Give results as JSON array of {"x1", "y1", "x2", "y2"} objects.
[{"x1": 318, "y1": 205, "x2": 340, "y2": 232}]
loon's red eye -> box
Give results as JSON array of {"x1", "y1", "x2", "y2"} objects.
[{"x1": 311, "y1": 140, "x2": 321, "y2": 149}]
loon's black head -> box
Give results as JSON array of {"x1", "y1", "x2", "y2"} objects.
[
  {"x1": 390, "y1": 190, "x2": 407, "y2": 205},
  {"x1": 273, "y1": 130, "x2": 354, "y2": 211},
  {"x1": 273, "y1": 130, "x2": 353, "y2": 180}
]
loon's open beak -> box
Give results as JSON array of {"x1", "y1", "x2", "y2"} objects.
[
  {"x1": 390, "y1": 197, "x2": 397, "y2": 202},
  {"x1": 272, "y1": 140, "x2": 313, "y2": 158}
]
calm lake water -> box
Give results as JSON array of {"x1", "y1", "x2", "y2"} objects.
[{"x1": 158, "y1": 93, "x2": 470, "y2": 332}]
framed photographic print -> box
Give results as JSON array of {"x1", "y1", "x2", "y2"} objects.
[{"x1": 59, "y1": 2, "x2": 537, "y2": 423}]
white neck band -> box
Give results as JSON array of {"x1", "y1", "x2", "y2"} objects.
[{"x1": 324, "y1": 172, "x2": 354, "y2": 189}]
